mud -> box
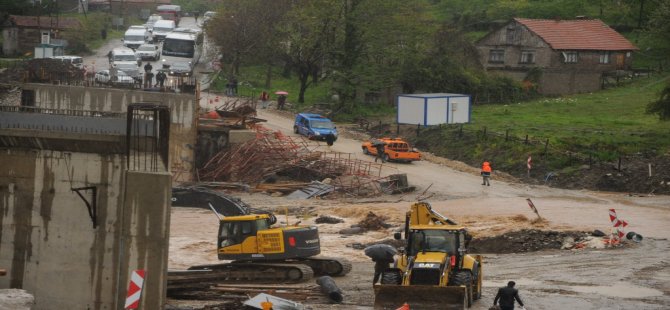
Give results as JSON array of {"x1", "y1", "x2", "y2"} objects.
[{"x1": 468, "y1": 229, "x2": 590, "y2": 253}]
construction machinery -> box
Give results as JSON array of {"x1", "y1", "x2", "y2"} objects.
[
  {"x1": 374, "y1": 202, "x2": 482, "y2": 310},
  {"x1": 185, "y1": 210, "x2": 351, "y2": 283}
]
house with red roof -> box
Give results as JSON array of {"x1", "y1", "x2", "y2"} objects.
[
  {"x1": 2, "y1": 15, "x2": 82, "y2": 56},
  {"x1": 475, "y1": 18, "x2": 638, "y2": 95}
]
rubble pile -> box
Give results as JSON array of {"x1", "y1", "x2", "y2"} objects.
[
  {"x1": 0, "y1": 85, "x2": 21, "y2": 105},
  {"x1": 199, "y1": 128, "x2": 323, "y2": 182},
  {"x1": 315, "y1": 215, "x2": 345, "y2": 224},
  {"x1": 468, "y1": 229, "x2": 590, "y2": 253},
  {"x1": 0, "y1": 59, "x2": 83, "y2": 84},
  {"x1": 357, "y1": 212, "x2": 392, "y2": 231},
  {"x1": 200, "y1": 128, "x2": 394, "y2": 198}
]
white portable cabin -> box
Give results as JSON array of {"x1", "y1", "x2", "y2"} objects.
[{"x1": 396, "y1": 93, "x2": 471, "y2": 126}]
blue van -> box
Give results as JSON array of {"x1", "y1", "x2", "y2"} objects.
[{"x1": 293, "y1": 113, "x2": 338, "y2": 141}]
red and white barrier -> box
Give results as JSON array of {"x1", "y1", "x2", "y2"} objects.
[
  {"x1": 124, "y1": 269, "x2": 146, "y2": 310},
  {"x1": 608, "y1": 209, "x2": 628, "y2": 243}
]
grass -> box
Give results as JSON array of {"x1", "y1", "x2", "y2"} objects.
[
  {"x1": 210, "y1": 65, "x2": 334, "y2": 108},
  {"x1": 470, "y1": 73, "x2": 670, "y2": 155}
]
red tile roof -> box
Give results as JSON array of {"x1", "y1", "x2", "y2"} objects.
[
  {"x1": 8, "y1": 15, "x2": 81, "y2": 30},
  {"x1": 515, "y1": 18, "x2": 637, "y2": 51}
]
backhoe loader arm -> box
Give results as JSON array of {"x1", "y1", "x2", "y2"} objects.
[{"x1": 407, "y1": 202, "x2": 458, "y2": 226}]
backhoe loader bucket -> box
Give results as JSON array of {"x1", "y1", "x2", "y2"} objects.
[{"x1": 374, "y1": 285, "x2": 466, "y2": 310}]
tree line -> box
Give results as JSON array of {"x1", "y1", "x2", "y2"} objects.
[{"x1": 204, "y1": 0, "x2": 669, "y2": 116}]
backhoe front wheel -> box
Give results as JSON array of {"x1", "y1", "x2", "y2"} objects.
[{"x1": 449, "y1": 270, "x2": 474, "y2": 307}]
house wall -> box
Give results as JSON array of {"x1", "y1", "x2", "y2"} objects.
[
  {"x1": 2, "y1": 28, "x2": 19, "y2": 55},
  {"x1": 0, "y1": 148, "x2": 171, "y2": 310},
  {"x1": 21, "y1": 84, "x2": 198, "y2": 182},
  {"x1": 476, "y1": 20, "x2": 635, "y2": 95},
  {"x1": 475, "y1": 21, "x2": 553, "y2": 70}
]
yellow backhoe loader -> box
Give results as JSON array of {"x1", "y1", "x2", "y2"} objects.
[{"x1": 374, "y1": 202, "x2": 483, "y2": 310}]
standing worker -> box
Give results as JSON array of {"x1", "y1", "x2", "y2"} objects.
[
  {"x1": 494, "y1": 281, "x2": 525, "y2": 310},
  {"x1": 143, "y1": 62, "x2": 153, "y2": 88},
  {"x1": 372, "y1": 257, "x2": 394, "y2": 285},
  {"x1": 325, "y1": 134, "x2": 335, "y2": 147},
  {"x1": 277, "y1": 94, "x2": 287, "y2": 110},
  {"x1": 374, "y1": 141, "x2": 386, "y2": 163},
  {"x1": 259, "y1": 91, "x2": 270, "y2": 109},
  {"x1": 481, "y1": 161, "x2": 492, "y2": 186}
]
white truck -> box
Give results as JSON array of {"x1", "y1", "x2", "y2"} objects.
[{"x1": 123, "y1": 27, "x2": 149, "y2": 49}]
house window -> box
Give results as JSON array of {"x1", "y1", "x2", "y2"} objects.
[
  {"x1": 489, "y1": 49, "x2": 505, "y2": 63},
  {"x1": 520, "y1": 51, "x2": 535, "y2": 64},
  {"x1": 599, "y1": 51, "x2": 610, "y2": 64},
  {"x1": 562, "y1": 51, "x2": 578, "y2": 63}
]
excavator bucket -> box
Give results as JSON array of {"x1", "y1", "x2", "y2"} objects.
[{"x1": 374, "y1": 285, "x2": 466, "y2": 310}]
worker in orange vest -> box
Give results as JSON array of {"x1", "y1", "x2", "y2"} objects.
[{"x1": 481, "y1": 161, "x2": 492, "y2": 186}]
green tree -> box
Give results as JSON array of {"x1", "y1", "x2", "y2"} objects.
[
  {"x1": 206, "y1": 0, "x2": 291, "y2": 76},
  {"x1": 646, "y1": 82, "x2": 670, "y2": 120},
  {"x1": 277, "y1": 0, "x2": 341, "y2": 103},
  {"x1": 331, "y1": 0, "x2": 432, "y2": 110}
]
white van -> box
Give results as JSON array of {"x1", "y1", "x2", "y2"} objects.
[
  {"x1": 152, "y1": 19, "x2": 176, "y2": 42},
  {"x1": 123, "y1": 27, "x2": 148, "y2": 49},
  {"x1": 145, "y1": 14, "x2": 163, "y2": 31},
  {"x1": 52, "y1": 55, "x2": 83, "y2": 69},
  {"x1": 110, "y1": 47, "x2": 140, "y2": 77}
]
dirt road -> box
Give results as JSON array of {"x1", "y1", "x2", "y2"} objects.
[{"x1": 168, "y1": 107, "x2": 670, "y2": 309}]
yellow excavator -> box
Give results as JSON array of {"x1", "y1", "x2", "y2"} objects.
[
  {"x1": 187, "y1": 211, "x2": 351, "y2": 283},
  {"x1": 374, "y1": 202, "x2": 483, "y2": 310}
]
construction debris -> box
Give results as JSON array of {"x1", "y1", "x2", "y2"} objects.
[
  {"x1": 199, "y1": 128, "x2": 391, "y2": 198},
  {"x1": 316, "y1": 276, "x2": 343, "y2": 303},
  {"x1": 286, "y1": 181, "x2": 335, "y2": 199},
  {"x1": 243, "y1": 293, "x2": 305, "y2": 310},
  {"x1": 468, "y1": 229, "x2": 592, "y2": 253},
  {"x1": 357, "y1": 212, "x2": 391, "y2": 230},
  {"x1": 171, "y1": 186, "x2": 250, "y2": 216},
  {"x1": 315, "y1": 215, "x2": 345, "y2": 224}
]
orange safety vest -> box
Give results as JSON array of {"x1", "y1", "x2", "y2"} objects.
[{"x1": 481, "y1": 162, "x2": 492, "y2": 173}]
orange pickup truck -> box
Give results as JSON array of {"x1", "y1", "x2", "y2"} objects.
[{"x1": 361, "y1": 138, "x2": 422, "y2": 163}]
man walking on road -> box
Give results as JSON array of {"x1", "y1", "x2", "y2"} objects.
[
  {"x1": 481, "y1": 161, "x2": 492, "y2": 186},
  {"x1": 494, "y1": 281, "x2": 524, "y2": 310},
  {"x1": 374, "y1": 141, "x2": 386, "y2": 163}
]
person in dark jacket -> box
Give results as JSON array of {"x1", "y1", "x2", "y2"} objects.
[
  {"x1": 494, "y1": 281, "x2": 524, "y2": 310},
  {"x1": 374, "y1": 142, "x2": 386, "y2": 163},
  {"x1": 325, "y1": 134, "x2": 335, "y2": 146},
  {"x1": 372, "y1": 258, "x2": 394, "y2": 284}
]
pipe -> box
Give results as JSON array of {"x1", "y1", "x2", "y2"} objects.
[{"x1": 316, "y1": 276, "x2": 343, "y2": 303}]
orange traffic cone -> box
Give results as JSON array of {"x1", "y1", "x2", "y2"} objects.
[{"x1": 396, "y1": 303, "x2": 410, "y2": 310}]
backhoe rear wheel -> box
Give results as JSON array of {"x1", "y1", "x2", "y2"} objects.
[{"x1": 449, "y1": 270, "x2": 473, "y2": 307}]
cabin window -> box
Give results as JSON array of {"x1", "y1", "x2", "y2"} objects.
[
  {"x1": 562, "y1": 51, "x2": 578, "y2": 64},
  {"x1": 520, "y1": 51, "x2": 535, "y2": 64},
  {"x1": 489, "y1": 49, "x2": 505, "y2": 63},
  {"x1": 599, "y1": 51, "x2": 610, "y2": 64}
]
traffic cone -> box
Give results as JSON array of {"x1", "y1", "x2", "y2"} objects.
[{"x1": 396, "y1": 303, "x2": 410, "y2": 310}]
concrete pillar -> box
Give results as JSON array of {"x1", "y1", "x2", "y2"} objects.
[{"x1": 116, "y1": 171, "x2": 171, "y2": 309}]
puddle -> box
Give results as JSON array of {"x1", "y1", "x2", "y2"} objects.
[{"x1": 569, "y1": 283, "x2": 663, "y2": 298}]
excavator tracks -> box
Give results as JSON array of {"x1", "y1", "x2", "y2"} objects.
[
  {"x1": 169, "y1": 262, "x2": 314, "y2": 287},
  {"x1": 299, "y1": 256, "x2": 352, "y2": 277}
]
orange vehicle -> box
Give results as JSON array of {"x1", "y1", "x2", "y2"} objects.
[{"x1": 361, "y1": 138, "x2": 422, "y2": 163}]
